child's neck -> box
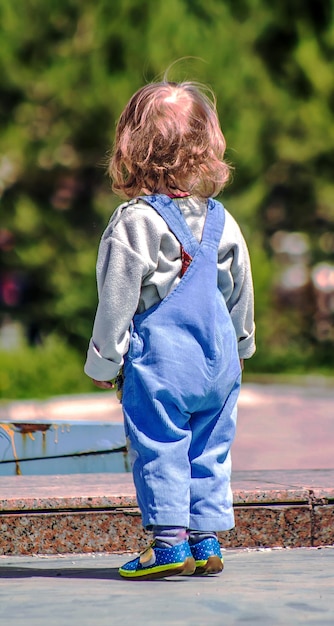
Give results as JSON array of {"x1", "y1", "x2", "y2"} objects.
[{"x1": 166, "y1": 191, "x2": 191, "y2": 199}]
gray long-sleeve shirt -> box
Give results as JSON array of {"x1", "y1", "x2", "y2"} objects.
[{"x1": 84, "y1": 196, "x2": 256, "y2": 381}]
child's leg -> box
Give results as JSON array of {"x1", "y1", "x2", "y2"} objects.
[
  {"x1": 188, "y1": 377, "x2": 240, "y2": 531},
  {"x1": 184, "y1": 378, "x2": 240, "y2": 575},
  {"x1": 122, "y1": 374, "x2": 193, "y2": 529}
]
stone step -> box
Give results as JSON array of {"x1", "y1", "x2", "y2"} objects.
[{"x1": 1, "y1": 470, "x2": 333, "y2": 556}]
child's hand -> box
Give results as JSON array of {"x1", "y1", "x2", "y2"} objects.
[
  {"x1": 92, "y1": 379, "x2": 115, "y2": 390},
  {"x1": 240, "y1": 359, "x2": 244, "y2": 370}
]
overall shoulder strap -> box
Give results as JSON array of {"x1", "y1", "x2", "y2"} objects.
[
  {"x1": 139, "y1": 194, "x2": 200, "y2": 257},
  {"x1": 201, "y1": 198, "x2": 226, "y2": 249}
]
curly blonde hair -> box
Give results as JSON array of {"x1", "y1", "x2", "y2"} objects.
[{"x1": 109, "y1": 81, "x2": 231, "y2": 199}]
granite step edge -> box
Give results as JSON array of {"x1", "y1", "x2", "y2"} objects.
[{"x1": 1, "y1": 469, "x2": 334, "y2": 512}]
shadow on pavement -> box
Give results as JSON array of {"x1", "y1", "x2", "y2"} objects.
[{"x1": 0, "y1": 566, "x2": 121, "y2": 580}]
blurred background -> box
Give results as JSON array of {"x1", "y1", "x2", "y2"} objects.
[{"x1": 1, "y1": 0, "x2": 334, "y2": 400}]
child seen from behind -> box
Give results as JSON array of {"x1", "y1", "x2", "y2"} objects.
[{"x1": 84, "y1": 80, "x2": 255, "y2": 579}]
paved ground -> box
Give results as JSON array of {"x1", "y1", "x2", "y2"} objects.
[
  {"x1": 234, "y1": 382, "x2": 334, "y2": 470},
  {"x1": 1, "y1": 547, "x2": 334, "y2": 625}
]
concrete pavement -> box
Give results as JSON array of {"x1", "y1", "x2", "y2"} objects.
[{"x1": 1, "y1": 547, "x2": 334, "y2": 625}]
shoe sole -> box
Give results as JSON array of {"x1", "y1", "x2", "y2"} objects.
[
  {"x1": 119, "y1": 556, "x2": 196, "y2": 580},
  {"x1": 194, "y1": 555, "x2": 224, "y2": 575}
]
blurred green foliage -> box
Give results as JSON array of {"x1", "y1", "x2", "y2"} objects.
[
  {"x1": 0, "y1": 335, "x2": 95, "y2": 399},
  {"x1": 1, "y1": 0, "x2": 334, "y2": 398}
]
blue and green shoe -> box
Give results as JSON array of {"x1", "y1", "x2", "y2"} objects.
[
  {"x1": 190, "y1": 537, "x2": 224, "y2": 575},
  {"x1": 119, "y1": 540, "x2": 196, "y2": 580}
]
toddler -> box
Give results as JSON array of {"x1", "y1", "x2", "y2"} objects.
[{"x1": 84, "y1": 80, "x2": 255, "y2": 579}]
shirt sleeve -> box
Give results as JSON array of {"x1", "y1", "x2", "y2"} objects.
[
  {"x1": 84, "y1": 204, "x2": 160, "y2": 381},
  {"x1": 218, "y1": 212, "x2": 256, "y2": 359}
]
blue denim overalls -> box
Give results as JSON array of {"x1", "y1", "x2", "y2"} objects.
[{"x1": 122, "y1": 194, "x2": 241, "y2": 532}]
